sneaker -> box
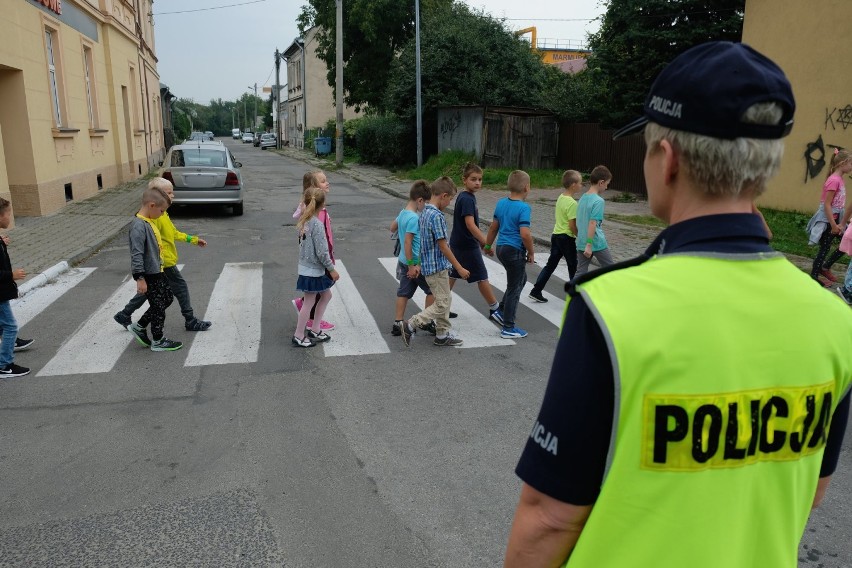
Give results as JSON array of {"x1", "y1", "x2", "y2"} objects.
[
  {"x1": 14, "y1": 338, "x2": 34, "y2": 352},
  {"x1": 837, "y1": 287, "x2": 852, "y2": 305},
  {"x1": 185, "y1": 318, "x2": 212, "y2": 331},
  {"x1": 292, "y1": 335, "x2": 314, "y2": 348},
  {"x1": 528, "y1": 290, "x2": 548, "y2": 303},
  {"x1": 417, "y1": 320, "x2": 437, "y2": 335},
  {"x1": 306, "y1": 319, "x2": 335, "y2": 331},
  {"x1": 434, "y1": 333, "x2": 463, "y2": 347},
  {"x1": 401, "y1": 321, "x2": 414, "y2": 347},
  {"x1": 128, "y1": 322, "x2": 151, "y2": 347},
  {"x1": 113, "y1": 311, "x2": 132, "y2": 329},
  {"x1": 820, "y1": 268, "x2": 838, "y2": 283},
  {"x1": 449, "y1": 312, "x2": 458, "y2": 319},
  {"x1": 490, "y1": 309, "x2": 505, "y2": 326},
  {"x1": 306, "y1": 329, "x2": 331, "y2": 342},
  {"x1": 150, "y1": 337, "x2": 183, "y2": 352},
  {"x1": 391, "y1": 321, "x2": 402, "y2": 336},
  {"x1": 501, "y1": 326, "x2": 529, "y2": 338},
  {"x1": 292, "y1": 297, "x2": 303, "y2": 313},
  {"x1": 0, "y1": 363, "x2": 30, "y2": 378}
]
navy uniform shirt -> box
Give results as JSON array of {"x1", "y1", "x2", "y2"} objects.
[{"x1": 516, "y1": 213, "x2": 851, "y2": 505}]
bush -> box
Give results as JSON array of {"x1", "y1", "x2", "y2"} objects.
[{"x1": 353, "y1": 116, "x2": 415, "y2": 167}]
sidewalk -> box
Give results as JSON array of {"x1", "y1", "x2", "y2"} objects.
[{"x1": 7, "y1": 177, "x2": 149, "y2": 294}]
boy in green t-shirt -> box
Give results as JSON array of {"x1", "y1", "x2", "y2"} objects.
[{"x1": 529, "y1": 170, "x2": 581, "y2": 302}]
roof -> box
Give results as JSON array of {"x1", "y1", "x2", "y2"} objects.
[{"x1": 556, "y1": 58, "x2": 587, "y2": 74}]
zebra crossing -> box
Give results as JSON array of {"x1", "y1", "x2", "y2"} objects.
[{"x1": 11, "y1": 255, "x2": 573, "y2": 376}]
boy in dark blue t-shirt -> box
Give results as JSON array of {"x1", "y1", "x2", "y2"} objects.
[
  {"x1": 485, "y1": 170, "x2": 534, "y2": 338},
  {"x1": 449, "y1": 162, "x2": 503, "y2": 326}
]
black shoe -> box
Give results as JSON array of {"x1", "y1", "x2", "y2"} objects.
[
  {"x1": 113, "y1": 311, "x2": 132, "y2": 329},
  {"x1": 449, "y1": 312, "x2": 458, "y2": 319},
  {"x1": 14, "y1": 338, "x2": 34, "y2": 352},
  {"x1": 417, "y1": 320, "x2": 437, "y2": 335},
  {"x1": 292, "y1": 336, "x2": 315, "y2": 348},
  {"x1": 185, "y1": 318, "x2": 212, "y2": 331},
  {"x1": 151, "y1": 337, "x2": 183, "y2": 352},
  {"x1": 0, "y1": 363, "x2": 30, "y2": 378},
  {"x1": 433, "y1": 333, "x2": 463, "y2": 347},
  {"x1": 306, "y1": 329, "x2": 331, "y2": 342},
  {"x1": 391, "y1": 321, "x2": 402, "y2": 336},
  {"x1": 128, "y1": 323, "x2": 151, "y2": 347},
  {"x1": 837, "y1": 287, "x2": 852, "y2": 305},
  {"x1": 401, "y1": 321, "x2": 414, "y2": 347},
  {"x1": 528, "y1": 290, "x2": 548, "y2": 303}
]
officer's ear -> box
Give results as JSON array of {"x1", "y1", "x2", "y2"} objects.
[{"x1": 659, "y1": 139, "x2": 679, "y2": 186}]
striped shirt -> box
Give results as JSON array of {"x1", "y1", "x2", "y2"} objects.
[{"x1": 419, "y1": 204, "x2": 451, "y2": 276}]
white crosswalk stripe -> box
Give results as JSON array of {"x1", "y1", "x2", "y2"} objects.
[
  {"x1": 17, "y1": 255, "x2": 573, "y2": 376},
  {"x1": 482, "y1": 256, "x2": 566, "y2": 328},
  {"x1": 320, "y1": 260, "x2": 390, "y2": 356},
  {"x1": 185, "y1": 262, "x2": 263, "y2": 366},
  {"x1": 378, "y1": 258, "x2": 512, "y2": 348},
  {"x1": 12, "y1": 267, "x2": 96, "y2": 328},
  {"x1": 532, "y1": 255, "x2": 573, "y2": 283}
]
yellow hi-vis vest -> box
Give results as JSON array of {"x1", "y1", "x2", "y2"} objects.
[{"x1": 563, "y1": 254, "x2": 852, "y2": 568}]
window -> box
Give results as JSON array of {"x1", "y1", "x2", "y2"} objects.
[
  {"x1": 45, "y1": 28, "x2": 62, "y2": 126},
  {"x1": 82, "y1": 45, "x2": 98, "y2": 128},
  {"x1": 170, "y1": 149, "x2": 228, "y2": 168}
]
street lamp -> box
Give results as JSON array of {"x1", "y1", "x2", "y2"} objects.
[{"x1": 248, "y1": 84, "x2": 258, "y2": 132}]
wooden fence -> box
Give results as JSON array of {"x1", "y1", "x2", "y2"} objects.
[{"x1": 558, "y1": 122, "x2": 647, "y2": 196}]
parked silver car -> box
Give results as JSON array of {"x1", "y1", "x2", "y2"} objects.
[
  {"x1": 259, "y1": 133, "x2": 277, "y2": 149},
  {"x1": 162, "y1": 142, "x2": 244, "y2": 216},
  {"x1": 241, "y1": 132, "x2": 254, "y2": 143}
]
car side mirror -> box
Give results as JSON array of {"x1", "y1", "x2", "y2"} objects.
[{"x1": 234, "y1": 162, "x2": 242, "y2": 168}]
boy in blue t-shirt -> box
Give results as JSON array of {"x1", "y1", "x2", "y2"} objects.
[
  {"x1": 390, "y1": 180, "x2": 435, "y2": 336},
  {"x1": 485, "y1": 170, "x2": 534, "y2": 339},
  {"x1": 575, "y1": 165, "x2": 614, "y2": 276}
]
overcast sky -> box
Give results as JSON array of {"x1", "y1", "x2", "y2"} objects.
[{"x1": 153, "y1": 0, "x2": 604, "y2": 103}]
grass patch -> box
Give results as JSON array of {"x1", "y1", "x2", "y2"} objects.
[
  {"x1": 608, "y1": 214, "x2": 666, "y2": 228},
  {"x1": 400, "y1": 150, "x2": 565, "y2": 189}
]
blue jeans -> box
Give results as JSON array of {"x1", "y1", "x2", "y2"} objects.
[
  {"x1": 0, "y1": 301, "x2": 18, "y2": 366},
  {"x1": 844, "y1": 262, "x2": 852, "y2": 292},
  {"x1": 496, "y1": 245, "x2": 527, "y2": 328},
  {"x1": 120, "y1": 265, "x2": 195, "y2": 323}
]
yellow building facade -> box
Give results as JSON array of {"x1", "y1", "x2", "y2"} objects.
[
  {"x1": 743, "y1": 0, "x2": 852, "y2": 212},
  {"x1": 0, "y1": 0, "x2": 163, "y2": 218}
]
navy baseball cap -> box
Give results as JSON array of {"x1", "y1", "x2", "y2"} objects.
[{"x1": 612, "y1": 41, "x2": 795, "y2": 140}]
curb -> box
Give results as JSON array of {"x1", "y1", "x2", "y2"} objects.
[{"x1": 18, "y1": 261, "x2": 70, "y2": 297}]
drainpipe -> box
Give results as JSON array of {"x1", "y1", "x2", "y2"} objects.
[
  {"x1": 297, "y1": 38, "x2": 307, "y2": 148},
  {"x1": 134, "y1": 0, "x2": 152, "y2": 170}
]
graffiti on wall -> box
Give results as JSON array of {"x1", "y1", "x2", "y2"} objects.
[
  {"x1": 825, "y1": 105, "x2": 852, "y2": 131},
  {"x1": 803, "y1": 134, "x2": 847, "y2": 182},
  {"x1": 440, "y1": 111, "x2": 462, "y2": 138}
]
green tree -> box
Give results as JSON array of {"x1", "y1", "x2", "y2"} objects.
[
  {"x1": 383, "y1": 3, "x2": 548, "y2": 119},
  {"x1": 538, "y1": 66, "x2": 600, "y2": 123},
  {"x1": 298, "y1": 0, "x2": 452, "y2": 112},
  {"x1": 586, "y1": 0, "x2": 745, "y2": 127}
]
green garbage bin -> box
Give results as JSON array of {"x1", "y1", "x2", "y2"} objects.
[{"x1": 315, "y1": 137, "x2": 332, "y2": 156}]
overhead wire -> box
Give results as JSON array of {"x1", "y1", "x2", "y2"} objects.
[{"x1": 153, "y1": 0, "x2": 271, "y2": 16}]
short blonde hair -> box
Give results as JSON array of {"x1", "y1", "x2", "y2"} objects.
[
  {"x1": 148, "y1": 177, "x2": 173, "y2": 192},
  {"x1": 142, "y1": 187, "x2": 168, "y2": 207},
  {"x1": 561, "y1": 170, "x2": 581, "y2": 188},
  {"x1": 507, "y1": 170, "x2": 530, "y2": 193},
  {"x1": 431, "y1": 176, "x2": 457, "y2": 197}
]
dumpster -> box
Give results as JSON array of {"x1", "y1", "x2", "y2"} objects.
[{"x1": 314, "y1": 137, "x2": 332, "y2": 156}]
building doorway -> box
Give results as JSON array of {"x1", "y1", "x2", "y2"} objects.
[{"x1": 0, "y1": 66, "x2": 37, "y2": 216}]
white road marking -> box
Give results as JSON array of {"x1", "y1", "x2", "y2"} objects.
[
  {"x1": 185, "y1": 262, "x2": 263, "y2": 366},
  {"x1": 482, "y1": 256, "x2": 566, "y2": 328},
  {"x1": 12, "y1": 267, "x2": 97, "y2": 328},
  {"x1": 378, "y1": 258, "x2": 512, "y2": 348},
  {"x1": 320, "y1": 260, "x2": 390, "y2": 356},
  {"x1": 532, "y1": 254, "x2": 573, "y2": 283}
]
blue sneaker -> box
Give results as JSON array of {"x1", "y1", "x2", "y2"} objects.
[
  {"x1": 501, "y1": 326, "x2": 528, "y2": 339},
  {"x1": 490, "y1": 309, "x2": 504, "y2": 326}
]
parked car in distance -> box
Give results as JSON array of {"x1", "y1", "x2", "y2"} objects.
[
  {"x1": 186, "y1": 131, "x2": 206, "y2": 142},
  {"x1": 252, "y1": 132, "x2": 263, "y2": 147},
  {"x1": 204, "y1": 131, "x2": 214, "y2": 141},
  {"x1": 161, "y1": 141, "x2": 244, "y2": 216},
  {"x1": 260, "y1": 133, "x2": 277, "y2": 149},
  {"x1": 241, "y1": 132, "x2": 254, "y2": 143},
  {"x1": 231, "y1": 128, "x2": 241, "y2": 139}
]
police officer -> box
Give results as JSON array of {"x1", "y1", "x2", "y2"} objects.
[{"x1": 503, "y1": 41, "x2": 852, "y2": 568}]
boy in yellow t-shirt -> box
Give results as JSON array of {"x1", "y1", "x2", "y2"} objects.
[
  {"x1": 529, "y1": 170, "x2": 581, "y2": 302},
  {"x1": 115, "y1": 177, "x2": 212, "y2": 332}
]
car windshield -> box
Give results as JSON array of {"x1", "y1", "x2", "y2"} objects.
[{"x1": 170, "y1": 149, "x2": 228, "y2": 168}]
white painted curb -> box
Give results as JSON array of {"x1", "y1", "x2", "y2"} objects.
[{"x1": 18, "y1": 261, "x2": 70, "y2": 297}]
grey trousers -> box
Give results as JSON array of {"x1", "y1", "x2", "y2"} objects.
[{"x1": 575, "y1": 248, "x2": 614, "y2": 277}]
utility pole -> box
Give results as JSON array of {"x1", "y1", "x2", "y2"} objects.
[
  {"x1": 335, "y1": 0, "x2": 344, "y2": 165},
  {"x1": 243, "y1": 96, "x2": 247, "y2": 131},
  {"x1": 415, "y1": 0, "x2": 422, "y2": 166},
  {"x1": 274, "y1": 48, "x2": 282, "y2": 149},
  {"x1": 248, "y1": 83, "x2": 258, "y2": 131}
]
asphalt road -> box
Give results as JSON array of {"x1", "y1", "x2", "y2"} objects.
[{"x1": 0, "y1": 138, "x2": 848, "y2": 567}]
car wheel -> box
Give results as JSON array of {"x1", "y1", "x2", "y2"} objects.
[{"x1": 233, "y1": 202, "x2": 244, "y2": 216}]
